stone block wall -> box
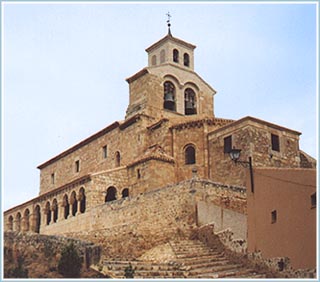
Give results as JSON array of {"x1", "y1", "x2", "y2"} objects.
[
  {"x1": 208, "y1": 117, "x2": 301, "y2": 187},
  {"x1": 35, "y1": 179, "x2": 246, "y2": 259}
]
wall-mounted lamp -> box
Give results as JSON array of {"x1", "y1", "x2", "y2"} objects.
[{"x1": 229, "y1": 148, "x2": 254, "y2": 193}]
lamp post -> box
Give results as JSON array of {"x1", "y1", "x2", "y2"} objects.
[{"x1": 229, "y1": 148, "x2": 254, "y2": 193}]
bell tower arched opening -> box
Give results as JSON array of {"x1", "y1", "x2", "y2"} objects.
[
  {"x1": 185, "y1": 88, "x2": 197, "y2": 115},
  {"x1": 164, "y1": 81, "x2": 176, "y2": 111}
]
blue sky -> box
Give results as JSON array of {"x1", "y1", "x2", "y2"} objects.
[{"x1": 2, "y1": 2, "x2": 317, "y2": 210}]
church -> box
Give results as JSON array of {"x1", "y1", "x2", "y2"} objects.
[{"x1": 4, "y1": 22, "x2": 316, "y2": 278}]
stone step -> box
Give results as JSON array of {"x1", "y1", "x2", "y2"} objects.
[
  {"x1": 106, "y1": 269, "x2": 185, "y2": 279},
  {"x1": 187, "y1": 263, "x2": 242, "y2": 275},
  {"x1": 103, "y1": 262, "x2": 180, "y2": 272},
  {"x1": 173, "y1": 248, "x2": 216, "y2": 255},
  {"x1": 183, "y1": 258, "x2": 231, "y2": 269},
  {"x1": 193, "y1": 267, "x2": 256, "y2": 278},
  {"x1": 176, "y1": 252, "x2": 224, "y2": 260},
  {"x1": 180, "y1": 253, "x2": 226, "y2": 265}
]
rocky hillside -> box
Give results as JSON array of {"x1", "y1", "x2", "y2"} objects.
[{"x1": 4, "y1": 231, "x2": 107, "y2": 278}]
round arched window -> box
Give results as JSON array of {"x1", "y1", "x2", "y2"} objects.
[
  {"x1": 164, "y1": 81, "x2": 176, "y2": 111},
  {"x1": 173, "y1": 49, "x2": 179, "y2": 63},
  {"x1": 184, "y1": 88, "x2": 197, "y2": 115},
  {"x1": 184, "y1": 53, "x2": 190, "y2": 67},
  {"x1": 185, "y1": 145, "x2": 196, "y2": 164}
]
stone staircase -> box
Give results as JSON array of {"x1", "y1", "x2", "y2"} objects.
[{"x1": 100, "y1": 239, "x2": 267, "y2": 278}]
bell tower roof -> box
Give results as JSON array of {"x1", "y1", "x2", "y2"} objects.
[{"x1": 145, "y1": 34, "x2": 196, "y2": 53}]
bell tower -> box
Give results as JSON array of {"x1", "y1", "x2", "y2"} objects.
[{"x1": 125, "y1": 18, "x2": 216, "y2": 120}]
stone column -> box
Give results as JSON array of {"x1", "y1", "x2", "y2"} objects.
[
  {"x1": 57, "y1": 201, "x2": 64, "y2": 222},
  {"x1": 77, "y1": 197, "x2": 82, "y2": 215},
  {"x1": 13, "y1": 219, "x2": 21, "y2": 232}
]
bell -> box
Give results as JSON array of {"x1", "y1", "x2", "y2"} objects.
[
  {"x1": 185, "y1": 101, "x2": 194, "y2": 110},
  {"x1": 185, "y1": 101, "x2": 196, "y2": 115},
  {"x1": 164, "y1": 92, "x2": 174, "y2": 102}
]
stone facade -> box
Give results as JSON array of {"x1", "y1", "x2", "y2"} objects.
[{"x1": 4, "y1": 28, "x2": 316, "y2": 272}]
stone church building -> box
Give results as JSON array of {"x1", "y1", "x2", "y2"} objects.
[{"x1": 4, "y1": 26, "x2": 316, "y2": 275}]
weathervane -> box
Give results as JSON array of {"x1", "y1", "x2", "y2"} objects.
[{"x1": 166, "y1": 12, "x2": 172, "y2": 35}]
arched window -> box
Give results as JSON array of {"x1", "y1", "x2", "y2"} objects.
[
  {"x1": 70, "y1": 191, "x2": 77, "y2": 216},
  {"x1": 115, "y1": 151, "x2": 121, "y2": 167},
  {"x1": 34, "y1": 205, "x2": 41, "y2": 233},
  {"x1": 63, "y1": 194, "x2": 70, "y2": 219},
  {"x1": 105, "y1": 186, "x2": 117, "y2": 202},
  {"x1": 23, "y1": 209, "x2": 30, "y2": 231},
  {"x1": 184, "y1": 88, "x2": 197, "y2": 115},
  {"x1": 45, "y1": 201, "x2": 51, "y2": 225},
  {"x1": 79, "y1": 187, "x2": 86, "y2": 213},
  {"x1": 122, "y1": 188, "x2": 129, "y2": 198},
  {"x1": 52, "y1": 199, "x2": 58, "y2": 223},
  {"x1": 160, "y1": 49, "x2": 165, "y2": 63},
  {"x1": 185, "y1": 145, "x2": 196, "y2": 165},
  {"x1": 173, "y1": 49, "x2": 179, "y2": 63},
  {"x1": 151, "y1": 55, "x2": 157, "y2": 66},
  {"x1": 164, "y1": 81, "x2": 176, "y2": 111},
  {"x1": 15, "y1": 212, "x2": 21, "y2": 232},
  {"x1": 8, "y1": 215, "x2": 13, "y2": 231},
  {"x1": 184, "y1": 53, "x2": 190, "y2": 67}
]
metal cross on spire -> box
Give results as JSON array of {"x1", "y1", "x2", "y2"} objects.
[{"x1": 166, "y1": 12, "x2": 172, "y2": 36}]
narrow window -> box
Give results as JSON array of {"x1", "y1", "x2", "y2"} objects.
[
  {"x1": 45, "y1": 202, "x2": 51, "y2": 225},
  {"x1": 151, "y1": 55, "x2": 157, "y2": 66},
  {"x1": 185, "y1": 145, "x2": 196, "y2": 165},
  {"x1": 137, "y1": 169, "x2": 141, "y2": 179},
  {"x1": 271, "y1": 210, "x2": 277, "y2": 224},
  {"x1": 75, "y1": 160, "x2": 80, "y2": 172},
  {"x1": 102, "y1": 145, "x2": 108, "y2": 159},
  {"x1": 115, "y1": 151, "x2": 121, "y2": 167},
  {"x1": 184, "y1": 53, "x2": 190, "y2": 67},
  {"x1": 63, "y1": 195, "x2": 69, "y2": 219},
  {"x1": 79, "y1": 188, "x2": 86, "y2": 213},
  {"x1": 224, "y1": 136, "x2": 232, "y2": 153},
  {"x1": 311, "y1": 193, "x2": 316, "y2": 208},
  {"x1": 51, "y1": 173, "x2": 55, "y2": 184},
  {"x1": 271, "y1": 134, "x2": 280, "y2": 152},
  {"x1": 52, "y1": 199, "x2": 58, "y2": 223},
  {"x1": 160, "y1": 49, "x2": 165, "y2": 63},
  {"x1": 173, "y1": 49, "x2": 179, "y2": 63}
]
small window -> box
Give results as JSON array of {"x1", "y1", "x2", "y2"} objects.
[
  {"x1": 185, "y1": 145, "x2": 196, "y2": 165},
  {"x1": 137, "y1": 169, "x2": 141, "y2": 179},
  {"x1": 105, "y1": 186, "x2": 117, "y2": 202},
  {"x1": 311, "y1": 193, "x2": 316, "y2": 208},
  {"x1": 271, "y1": 134, "x2": 280, "y2": 152},
  {"x1": 151, "y1": 55, "x2": 157, "y2": 66},
  {"x1": 75, "y1": 160, "x2": 80, "y2": 173},
  {"x1": 51, "y1": 173, "x2": 55, "y2": 184},
  {"x1": 115, "y1": 151, "x2": 121, "y2": 167},
  {"x1": 224, "y1": 136, "x2": 232, "y2": 153},
  {"x1": 173, "y1": 49, "x2": 179, "y2": 63},
  {"x1": 271, "y1": 210, "x2": 277, "y2": 224},
  {"x1": 184, "y1": 53, "x2": 190, "y2": 67},
  {"x1": 122, "y1": 188, "x2": 129, "y2": 198},
  {"x1": 160, "y1": 49, "x2": 165, "y2": 63},
  {"x1": 102, "y1": 145, "x2": 108, "y2": 159}
]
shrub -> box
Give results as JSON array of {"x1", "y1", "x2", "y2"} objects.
[
  {"x1": 6, "y1": 255, "x2": 28, "y2": 278},
  {"x1": 124, "y1": 263, "x2": 135, "y2": 278},
  {"x1": 57, "y1": 243, "x2": 82, "y2": 278}
]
